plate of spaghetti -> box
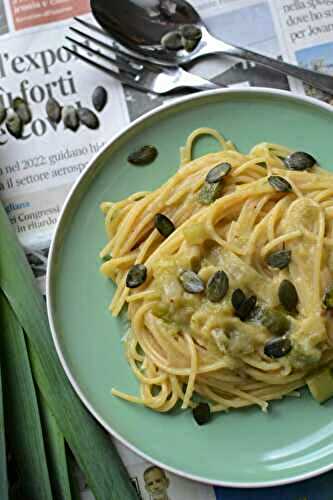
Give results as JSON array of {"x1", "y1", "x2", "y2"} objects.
[{"x1": 47, "y1": 88, "x2": 333, "y2": 487}]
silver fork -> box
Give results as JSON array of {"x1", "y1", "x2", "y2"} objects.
[{"x1": 64, "y1": 18, "x2": 219, "y2": 95}]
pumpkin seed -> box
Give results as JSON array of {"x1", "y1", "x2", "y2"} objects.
[
  {"x1": 77, "y1": 107, "x2": 99, "y2": 129},
  {"x1": 198, "y1": 181, "x2": 223, "y2": 205},
  {"x1": 62, "y1": 105, "x2": 79, "y2": 132},
  {"x1": 192, "y1": 402, "x2": 211, "y2": 426},
  {"x1": 13, "y1": 97, "x2": 31, "y2": 124},
  {"x1": 102, "y1": 255, "x2": 111, "y2": 262},
  {"x1": 257, "y1": 161, "x2": 266, "y2": 168},
  {"x1": 264, "y1": 336, "x2": 292, "y2": 359},
  {"x1": 266, "y1": 250, "x2": 291, "y2": 270},
  {"x1": 180, "y1": 24, "x2": 202, "y2": 51},
  {"x1": 128, "y1": 145, "x2": 158, "y2": 166},
  {"x1": 206, "y1": 163, "x2": 231, "y2": 184},
  {"x1": 206, "y1": 271, "x2": 229, "y2": 302},
  {"x1": 180, "y1": 24, "x2": 202, "y2": 41},
  {"x1": 92, "y1": 86, "x2": 107, "y2": 112},
  {"x1": 126, "y1": 264, "x2": 147, "y2": 288},
  {"x1": 235, "y1": 295, "x2": 257, "y2": 321},
  {"x1": 268, "y1": 175, "x2": 292, "y2": 192},
  {"x1": 161, "y1": 31, "x2": 184, "y2": 50},
  {"x1": 278, "y1": 279, "x2": 298, "y2": 312},
  {"x1": 261, "y1": 309, "x2": 290, "y2": 336},
  {"x1": 154, "y1": 213, "x2": 175, "y2": 238},
  {"x1": 46, "y1": 97, "x2": 62, "y2": 123},
  {"x1": 0, "y1": 102, "x2": 6, "y2": 125},
  {"x1": 179, "y1": 270, "x2": 205, "y2": 294},
  {"x1": 183, "y1": 37, "x2": 200, "y2": 52},
  {"x1": 284, "y1": 151, "x2": 316, "y2": 171},
  {"x1": 231, "y1": 288, "x2": 246, "y2": 310},
  {"x1": 323, "y1": 285, "x2": 333, "y2": 309},
  {"x1": 6, "y1": 110, "x2": 22, "y2": 139}
]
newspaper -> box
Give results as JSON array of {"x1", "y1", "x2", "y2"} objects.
[{"x1": 1, "y1": 0, "x2": 333, "y2": 498}]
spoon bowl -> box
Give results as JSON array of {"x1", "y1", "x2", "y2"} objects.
[
  {"x1": 90, "y1": 0, "x2": 203, "y2": 64},
  {"x1": 91, "y1": 0, "x2": 333, "y2": 93}
]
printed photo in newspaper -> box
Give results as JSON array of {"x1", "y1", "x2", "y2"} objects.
[{"x1": 78, "y1": 441, "x2": 216, "y2": 500}]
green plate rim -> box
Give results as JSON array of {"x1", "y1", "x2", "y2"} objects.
[{"x1": 47, "y1": 88, "x2": 333, "y2": 488}]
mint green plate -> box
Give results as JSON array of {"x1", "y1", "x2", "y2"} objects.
[{"x1": 47, "y1": 89, "x2": 333, "y2": 487}]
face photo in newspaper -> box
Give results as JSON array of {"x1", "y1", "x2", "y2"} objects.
[
  {"x1": 143, "y1": 466, "x2": 171, "y2": 500},
  {"x1": 123, "y1": 462, "x2": 216, "y2": 500}
]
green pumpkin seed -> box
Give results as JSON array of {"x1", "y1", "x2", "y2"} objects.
[
  {"x1": 264, "y1": 336, "x2": 292, "y2": 358},
  {"x1": 13, "y1": 97, "x2": 31, "y2": 124},
  {"x1": 278, "y1": 279, "x2": 298, "y2": 312},
  {"x1": 92, "y1": 86, "x2": 107, "y2": 112},
  {"x1": 231, "y1": 288, "x2": 246, "y2": 310},
  {"x1": 62, "y1": 105, "x2": 79, "y2": 131},
  {"x1": 78, "y1": 108, "x2": 99, "y2": 129},
  {"x1": 206, "y1": 271, "x2": 229, "y2": 302},
  {"x1": 6, "y1": 110, "x2": 22, "y2": 139},
  {"x1": 126, "y1": 264, "x2": 147, "y2": 288},
  {"x1": 323, "y1": 285, "x2": 333, "y2": 309},
  {"x1": 183, "y1": 37, "x2": 200, "y2": 52},
  {"x1": 179, "y1": 270, "x2": 205, "y2": 294},
  {"x1": 46, "y1": 97, "x2": 62, "y2": 123},
  {"x1": 235, "y1": 295, "x2": 257, "y2": 321},
  {"x1": 266, "y1": 250, "x2": 291, "y2": 270},
  {"x1": 128, "y1": 145, "x2": 158, "y2": 166},
  {"x1": 0, "y1": 102, "x2": 6, "y2": 125},
  {"x1": 180, "y1": 24, "x2": 202, "y2": 41},
  {"x1": 284, "y1": 151, "x2": 316, "y2": 171},
  {"x1": 206, "y1": 163, "x2": 231, "y2": 184},
  {"x1": 192, "y1": 402, "x2": 211, "y2": 426},
  {"x1": 261, "y1": 309, "x2": 290, "y2": 336},
  {"x1": 161, "y1": 31, "x2": 184, "y2": 50},
  {"x1": 180, "y1": 24, "x2": 202, "y2": 51},
  {"x1": 154, "y1": 213, "x2": 175, "y2": 238},
  {"x1": 198, "y1": 181, "x2": 223, "y2": 205},
  {"x1": 268, "y1": 175, "x2": 292, "y2": 192},
  {"x1": 102, "y1": 255, "x2": 111, "y2": 263}
]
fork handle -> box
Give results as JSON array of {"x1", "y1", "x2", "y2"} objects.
[{"x1": 204, "y1": 31, "x2": 333, "y2": 94}]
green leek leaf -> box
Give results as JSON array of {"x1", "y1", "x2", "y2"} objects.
[
  {"x1": 0, "y1": 292, "x2": 53, "y2": 500},
  {"x1": 68, "y1": 452, "x2": 86, "y2": 500},
  {"x1": 0, "y1": 202, "x2": 138, "y2": 500},
  {"x1": 36, "y1": 384, "x2": 72, "y2": 500},
  {"x1": 0, "y1": 358, "x2": 8, "y2": 500}
]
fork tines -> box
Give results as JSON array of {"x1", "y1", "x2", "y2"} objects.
[{"x1": 64, "y1": 17, "x2": 146, "y2": 89}]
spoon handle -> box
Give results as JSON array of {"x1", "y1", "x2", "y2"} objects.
[{"x1": 203, "y1": 31, "x2": 333, "y2": 94}]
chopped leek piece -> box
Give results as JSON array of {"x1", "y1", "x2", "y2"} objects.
[{"x1": 307, "y1": 368, "x2": 333, "y2": 403}]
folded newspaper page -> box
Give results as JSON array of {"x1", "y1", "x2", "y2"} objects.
[{"x1": 1, "y1": 0, "x2": 333, "y2": 498}]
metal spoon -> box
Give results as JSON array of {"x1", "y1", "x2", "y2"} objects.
[{"x1": 91, "y1": 0, "x2": 333, "y2": 94}]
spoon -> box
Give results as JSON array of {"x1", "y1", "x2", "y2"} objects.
[{"x1": 91, "y1": 0, "x2": 333, "y2": 94}]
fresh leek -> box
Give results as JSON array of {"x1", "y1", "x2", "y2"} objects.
[
  {"x1": 0, "y1": 201, "x2": 138, "y2": 500},
  {"x1": 0, "y1": 358, "x2": 8, "y2": 500},
  {"x1": 0, "y1": 292, "x2": 53, "y2": 499},
  {"x1": 37, "y1": 388, "x2": 72, "y2": 500}
]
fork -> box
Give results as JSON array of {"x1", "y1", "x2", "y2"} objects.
[{"x1": 64, "y1": 18, "x2": 220, "y2": 95}]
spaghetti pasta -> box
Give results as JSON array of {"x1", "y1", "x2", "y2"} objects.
[{"x1": 99, "y1": 128, "x2": 333, "y2": 415}]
